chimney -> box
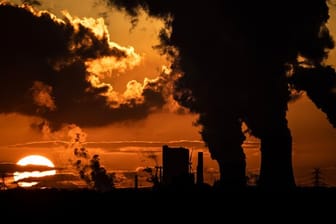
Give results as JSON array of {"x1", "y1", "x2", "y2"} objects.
[
  {"x1": 134, "y1": 174, "x2": 138, "y2": 189},
  {"x1": 196, "y1": 152, "x2": 204, "y2": 185}
]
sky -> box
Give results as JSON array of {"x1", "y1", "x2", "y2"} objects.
[{"x1": 0, "y1": 0, "x2": 336, "y2": 188}]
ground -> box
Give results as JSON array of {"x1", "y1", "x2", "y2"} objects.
[{"x1": 1, "y1": 186, "x2": 335, "y2": 219}]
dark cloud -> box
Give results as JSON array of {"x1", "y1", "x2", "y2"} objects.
[
  {"x1": 14, "y1": 173, "x2": 80, "y2": 183},
  {"x1": 106, "y1": 0, "x2": 335, "y2": 187},
  {"x1": 0, "y1": 163, "x2": 56, "y2": 175},
  {"x1": 13, "y1": 173, "x2": 83, "y2": 189},
  {"x1": 0, "y1": 3, "x2": 170, "y2": 131}
]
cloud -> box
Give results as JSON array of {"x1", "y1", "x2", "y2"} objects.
[
  {"x1": 7, "y1": 139, "x2": 260, "y2": 151},
  {"x1": 0, "y1": 3, "x2": 171, "y2": 131},
  {"x1": 7, "y1": 140, "x2": 69, "y2": 148},
  {"x1": 0, "y1": 163, "x2": 58, "y2": 174},
  {"x1": 14, "y1": 173, "x2": 80, "y2": 183},
  {"x1": 12, "y1": 173, "x2": 85, "y2": 188},
  {"x1": 7, "y1": 139, "x2": 205, "y2": 150}
]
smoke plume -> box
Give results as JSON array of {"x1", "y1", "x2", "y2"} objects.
[
  {"x1": 105, "y1": 0, "x2": 336, "y2": 187},
  {"x1": 291, "y1": 65, "x2": 336, "y2": 127},
  {"x1": 68, "y1": 125, "x2": 114, "y2": 191}
]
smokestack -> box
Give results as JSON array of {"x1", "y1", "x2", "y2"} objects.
[
  {"x1": 196, "y1": 152, "x2": 204, "y2": 185},
  {"x1": 134, "y1": 174, "x2": 138, "y2": 189}
]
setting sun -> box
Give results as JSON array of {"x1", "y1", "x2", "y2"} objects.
[
  {"x1": 14, "y1": 155, "x2": 56, "y2": 187},
  {"x1": 17, "y1": 155, "x2": 55, "y2": 167}
]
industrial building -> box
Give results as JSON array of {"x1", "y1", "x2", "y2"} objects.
[{"x1": 162, "y1": 145, "x2": 195, "y2": 186}]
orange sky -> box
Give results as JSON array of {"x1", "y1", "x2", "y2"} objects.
[{"x1": 1, "y1": 0, "x2": 336, "y2": 188}]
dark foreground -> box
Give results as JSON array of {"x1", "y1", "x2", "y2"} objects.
[{"x1": 1, "y1": 186, "x2": 336, "y2": 219}]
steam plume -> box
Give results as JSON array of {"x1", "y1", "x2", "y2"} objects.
[
  {"x1": 68, "y1": 125, "x2": 114, "y2": 191},
  {"x1": 105, "y1": 0, "x2": 335, "y2": 188}
]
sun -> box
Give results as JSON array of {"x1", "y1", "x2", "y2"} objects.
[
  {"x1": 14, "y1": 155, "x2": 56, "y2": 187},
  {"x1": 17, "y1": 155, "x2": 55, "y2": 167}
]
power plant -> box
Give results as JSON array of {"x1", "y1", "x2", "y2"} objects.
[
  {"x1": 150, "y1": 145, "x2": 204, "y2": 189},
  {"x1": 162, "y1": 145, "x2": 191, "y2": 186}
]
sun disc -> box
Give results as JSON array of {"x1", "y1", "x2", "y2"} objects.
[
  {"x1": 14, "y1": 155, "x2": 56, "y2": 187},
  {"x1": 17, "y1": 155, "x2": 55, "y2": 167}
]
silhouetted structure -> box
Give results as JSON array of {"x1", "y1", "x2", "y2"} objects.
[
  {"x1": 162, "y1": 145, "x2": 194, "y2": 187},
  {"x1": 196, "y1": 152, "x2": 204, "y2": 185},
  {"x1": 134, "y1": 174, "x2": 138, "y2": 189},
  {"x1": 153, "y1": 166, "x2": 162, "y2": 184},
  {"x1": 311, "y1": 168, "x2": 326, "y2": 187}
]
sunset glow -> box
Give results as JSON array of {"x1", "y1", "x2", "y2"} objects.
[
  {"x1": 14, "y1": 155, "x2": 56, "y2": 187},
  {"x1": 0, "y1": 0, "x2": 335, "y2": 191}
]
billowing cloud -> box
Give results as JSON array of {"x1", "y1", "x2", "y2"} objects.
[
  {"x1": 290, "y1": 65, "x2": 336, "y2": 127},
  {"x1": 0, "y1": 3, "x2": 171, "y2": 131}
]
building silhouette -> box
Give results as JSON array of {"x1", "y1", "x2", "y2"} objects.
[
  {"x1": 162, "y1": 145, "x2": 194, "y2": 187},
  {"x1": 196, "y1": 152, "x2": 204, "y2": 185}
]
